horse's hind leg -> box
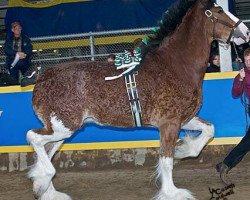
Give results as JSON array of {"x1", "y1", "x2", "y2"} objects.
[
  {"x1": 45, "y1": 140, "x2": 64, "y2": 160},
  {"x1": 153, "y1": 121, "x2": 196, "y2": 200},
  {"x1": 175, "y1": 116, "x2": 214, "y2": 159},
  {"x1": 27, "y1": 117, "x2": 73, "y2": 200},
  {"x1": 27, "y1": 130, "x2": 72, "y2": 200}
]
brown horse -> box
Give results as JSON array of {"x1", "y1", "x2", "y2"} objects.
[{"x1": 27, "y1": 0, "x2": 249, "y2": 199}]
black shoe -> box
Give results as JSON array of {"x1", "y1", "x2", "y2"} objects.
[
  {"x1": 216, "y1": 162, "x2": 231, "y2": 185},
  {"x1": 20, "y1": 71, "x2": 37, "y2": 87}
]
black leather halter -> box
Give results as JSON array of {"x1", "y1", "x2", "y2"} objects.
[{"x1": 205, "y1": 9, "x2": 242, "y2": 44}]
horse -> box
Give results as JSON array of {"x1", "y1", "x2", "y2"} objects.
[{"x1": 26, "y1": 0, "x2": 250, "y2": 199}]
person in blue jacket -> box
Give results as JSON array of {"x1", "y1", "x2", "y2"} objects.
[{"x1": 4, "y1": 21, "x2": 33, "y2": 82}]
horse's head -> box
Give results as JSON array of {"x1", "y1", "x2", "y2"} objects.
[{"x1": 201, "y1": 0, "x2": 249, "y2": 45}]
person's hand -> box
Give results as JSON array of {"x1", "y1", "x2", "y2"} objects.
[
  {"x1": 17, "y1": 52, "x2": 27, "y2": 59},
  {"x1": 235, "y1": 57, "x2": 242, "y2": 63},
  {"x1": 239, "y1": 68, "x2": 245, "y2": 81}
]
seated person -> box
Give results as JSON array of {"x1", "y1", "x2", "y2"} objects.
[
  {"x1": 206, "y1": 54, "x2": 220, "y2": 73},
  {"x1": 4, "y1": 22, "x2": 33, "y2": 83}
]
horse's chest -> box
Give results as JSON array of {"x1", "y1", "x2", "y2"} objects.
[{"x1": 181, "y1": 88, "x2": 202, "y2": 120}]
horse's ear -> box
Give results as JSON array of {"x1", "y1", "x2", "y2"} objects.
[{"x1": 199, "y1": 0, "x2": 215, "y2": 10}]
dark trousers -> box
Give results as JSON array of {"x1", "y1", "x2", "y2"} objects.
[
  {"x1": 0, "y1": 73, "x2": 19, "y2": 86},
  {"x1": 8, "y1": 59, "x2": 30, "y2": 82},
  {"x1": 223, "y1": 127, "x2": 250, "y2": 169}
]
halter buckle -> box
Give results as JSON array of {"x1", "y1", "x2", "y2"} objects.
[{"x1": 205, "y1": 10, "x2": 212, "y2": 18}]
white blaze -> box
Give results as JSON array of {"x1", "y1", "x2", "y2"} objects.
[{"x1": 225, "y1": 11, "x2": 250, "y2": 45}]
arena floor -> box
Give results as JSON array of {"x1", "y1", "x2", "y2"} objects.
[{"x1": 0, "y1": 161, "x2": 250, "y2": 200}]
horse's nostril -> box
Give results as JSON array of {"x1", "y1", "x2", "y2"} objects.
[{"x1": 247, "y1": 30, "x2": 250, "y2": 36}]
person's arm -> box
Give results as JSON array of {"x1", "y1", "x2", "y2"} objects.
[
  {"x1": 22, "y1": 35, "x2": 33, "y2": 57},
  {"x1": 4, "y1": 37, "x2": 16, "y2": 57},
  {"x1": 232, "y1": 73, "x2": 244, "y2": 98}
]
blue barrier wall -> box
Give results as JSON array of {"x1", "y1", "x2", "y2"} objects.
[{"x1": 0, "y1": 72, "x2": 245, "y2": 153}]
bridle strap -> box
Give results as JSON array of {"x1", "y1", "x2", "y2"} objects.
[
  {"x1": 205, "y1": 9, "x2": 242, "y2": 43},
  {"x1": 226, "y1": 20, "x2": 242, "y2": 43}
]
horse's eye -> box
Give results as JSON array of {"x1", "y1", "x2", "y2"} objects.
[{"x1": 218, "y1": 9, "x2": 224, "y2": 14}]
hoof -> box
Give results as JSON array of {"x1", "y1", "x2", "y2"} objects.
[
  {"x1": 41, "y1": 190, "x2": 72, "y2": 200},
  {"x1": 38, "y1": 181, "x2": 72, "y2": 200},
  {"x1": 33, "y1": 177, "x2": 51, "y2": 198},
  {"x1": 33, "y1": 192, "x2": 39, "y2": 200},
  {"x1": 174, "y1": 143, "x2": 192, "y2": 159},
  {"x1": 174, "y1": 135, "x2": 198, "y2": 159},
  {"x1": 153, "y1": 188, "x2": 196, "y2": 200}
]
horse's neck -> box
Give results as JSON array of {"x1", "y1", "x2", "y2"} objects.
[{"x1": 160, "y1": 4, "x2": 212, "y2": 84}]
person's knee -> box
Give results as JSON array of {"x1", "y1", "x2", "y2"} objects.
[
  {"x1": 17, "y1": 60, "x2": 30, "y2": 73},
  {"x1": 16, "y1": 59, "x2": 28, "y2": 67}
]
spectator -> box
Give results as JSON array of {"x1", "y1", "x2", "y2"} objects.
[
  {"x1": 107, "y1": 54, "x2": 115, "y2": 62},
  {"x1": 206, "y1": 54, "x2": 220, "y2": 73},
  {"x1": 216, "y1": 48, "x2": 250, "y2": 185},
  {"x1": 232, "y1": 43, "x2": 249, "y2": 71},
  {"x1": 232, "y1": 57, "x2": 245, "y2": 71},
  {"x1": 210, "y1": 41, "x2": 219, "y2": 53},
  {"x1": 4, "y1": 21, "x2": 35, "y2": 85}
]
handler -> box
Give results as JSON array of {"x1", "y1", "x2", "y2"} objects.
[{"x1": 216, "y1": 48, "x2": 250, "y2": 185}]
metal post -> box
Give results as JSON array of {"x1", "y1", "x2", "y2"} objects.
[
  {"x1": 37, "y1": 50, "x2": 42, "y2": 73},
  {"x1": 89, "y1": 33, "x2": 95, "y2": 61}
]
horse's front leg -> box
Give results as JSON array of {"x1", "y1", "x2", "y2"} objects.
[
  {"x1": 175, "y1": 116, "x2": 214, "y2": 159},
  {"x1": 153, "y1": 121, "x2": 196, "y2": 200}
]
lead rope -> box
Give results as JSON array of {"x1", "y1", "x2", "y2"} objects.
[
  {"x1": 232, "y1": 40, "x2": 249, "y2": 132},
  {"x1": 232, "y1": 39, "x2": 240, "y2": 63}
]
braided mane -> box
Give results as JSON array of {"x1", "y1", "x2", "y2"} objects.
[{"x1": 141, "y1": 0, "x2": 215, "y2": 56}]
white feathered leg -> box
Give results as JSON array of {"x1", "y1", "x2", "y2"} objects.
[
  {"x1": 27, "y1": 115, "x2": 73, "y2": 200},
  {"x1": 153, "y1": 157, "x2": 196, "y2": 200},
  {"x1": 175, "y1": 117, "x2": 214, "y2": 159},
  {"x1": 40, "y1": 140, "x2": 71, "y2": 200},
  {"x1": 47, "y1": 140, "x2": 65, "y2": 160},
  {"x1": 27, "y1": 130, "x2": 56, "y2": 198},
  {"x1": 27, "y1": 131, "x2": 72, "y2": 200},
  {"x1": 40, "y1": 182, "x2": 72, "y2": 200}
]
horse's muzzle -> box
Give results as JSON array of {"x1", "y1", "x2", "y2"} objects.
[{"x1": 233, "y1": 24, "x2": 250, "y2": 45}]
